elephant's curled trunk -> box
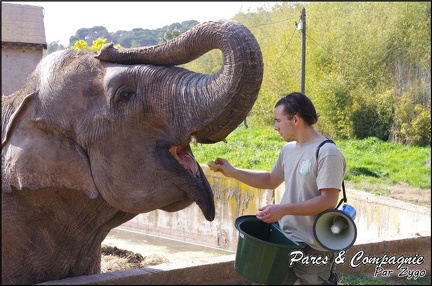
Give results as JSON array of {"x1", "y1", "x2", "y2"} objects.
[{"x1": 96, "y1": 20, "x2": 263, "y2": 144}]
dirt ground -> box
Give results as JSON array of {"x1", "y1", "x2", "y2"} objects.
[
  {"x1": 346, "y1": 182, "x2": 431, "y2": 207},
  {"x1": 101, "y1": 184, "x2": 431, "y2": 272},
  {"x1": 387, "y1": 185, "x2": 431, "y2": 207},
  {"x1": 101, "y1": 245, "x2": 169, "y2": 273}
]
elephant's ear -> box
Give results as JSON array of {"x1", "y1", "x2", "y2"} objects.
[{"x1": 1, "y1": 91, "x2": 99, "y2": 199}]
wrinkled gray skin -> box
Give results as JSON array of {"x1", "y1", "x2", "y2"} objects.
[{"x1": 1, "y1": 20, "x2": 263, "y2": 284}]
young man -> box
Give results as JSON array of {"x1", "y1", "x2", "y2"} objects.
[{"x1": 213, "y1": 92, "x2": 346, "y2": 285}]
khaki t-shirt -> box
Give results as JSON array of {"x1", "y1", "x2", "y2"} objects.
[{"x1": 271, "y1": 139, "x2": 346, "y2": 251}]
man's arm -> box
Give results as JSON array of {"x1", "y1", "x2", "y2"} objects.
[{"x1": 213, "y1": 158, "x2": 284, "y2": 190}]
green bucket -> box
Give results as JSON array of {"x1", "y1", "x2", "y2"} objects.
[{"x1": 234, "y1": 215, "x2": 306, "y2": 285}]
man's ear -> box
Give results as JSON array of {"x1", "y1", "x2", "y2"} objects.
[{"x1": 293, "y1": 114, "x2": 301, "y2": 125}]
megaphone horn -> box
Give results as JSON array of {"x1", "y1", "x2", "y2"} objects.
[{"x1": 313, "y1": 204, "x2": 357, "y2": 252}]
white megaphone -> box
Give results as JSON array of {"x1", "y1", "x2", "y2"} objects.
[{"x1": 313, "y1": 204, "x2": 357, "y2": 252}]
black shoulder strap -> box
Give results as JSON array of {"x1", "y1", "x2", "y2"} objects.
[
  {"x1": 315, "y1": 139, "x2": 335, "y2": 159},
  {"x1": 316, "y1": 139, "x2": 347, "y2": 209}
]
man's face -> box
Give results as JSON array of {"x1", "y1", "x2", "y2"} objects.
[{"x1": 273, "y1": 105, "x2": 296, "y2": 142}]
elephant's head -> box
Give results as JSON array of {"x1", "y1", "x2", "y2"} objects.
[{"x1": 2, "y1": 20, "x2": 263, "y2": 222}]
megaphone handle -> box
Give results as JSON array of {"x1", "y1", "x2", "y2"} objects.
[{"x1": 335, "y1": 181, "x2": 347, "y2": 209}]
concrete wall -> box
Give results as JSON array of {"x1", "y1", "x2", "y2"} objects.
[
  {"x1": 2, "y1": 3, "x2": 46, "y2": 45},
  {"x1": 1, "y1": 44, "x2": 44, "y2": 96},
  {"x1": 1, "y1": 3, "x2": 46, "y2": 96},
  {"x1": 342, "y1": 186, "x2": 431, "y2": 243},
  {"x1": 120, "y1": 165, "x2": 431, "y2": 250}
]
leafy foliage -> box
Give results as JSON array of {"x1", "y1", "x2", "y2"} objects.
[
  {"x1": 70, "y1": 26, "x2": 112, "y2": 47},
  {"x1": 65, "y1": 20, "x2": 199, "y2": 48},
  {"x1": 242, "y1": 2, "x2": 430, "y2": 146}
]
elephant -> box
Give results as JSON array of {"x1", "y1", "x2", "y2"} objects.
[{"x1": 1, "y1": 20, "x2": 263, "y2": 284}]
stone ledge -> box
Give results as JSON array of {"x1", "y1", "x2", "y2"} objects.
[{"x1": 37, "y1": 236, "x2": 430, "y2": 285}]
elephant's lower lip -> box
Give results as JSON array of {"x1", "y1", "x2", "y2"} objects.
[
  {"x1": 161, "y1": 198, "x2": 214, "y2": 221},
  {"x1": 160, "y1": 146, "x2": 215, "y2": 221},
  {"x1": 204, "y1": 210, "x2": 215, "y2": 221},
  {"x1": 194, "y1": 162, "x2": 215, "y2": 222}
]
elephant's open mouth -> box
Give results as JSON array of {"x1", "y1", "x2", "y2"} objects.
[
  {"x1": 167, "y1": 145, "x2": 215, "y2": 221},
  {"x1": 169, "y1": 146, "x2": 199, "y2": 177}
]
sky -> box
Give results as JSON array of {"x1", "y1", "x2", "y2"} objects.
[{"x1": 4, "y1": 1, "x2": 280, "y2": 46}]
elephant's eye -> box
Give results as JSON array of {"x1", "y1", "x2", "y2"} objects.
[{"x1": 114, "y1": 86, "x2": 136, "y2": 105}]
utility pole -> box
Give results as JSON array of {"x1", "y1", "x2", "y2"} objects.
[{"x1": 299, "y1": 7, "x2": 306, "y2": 94}]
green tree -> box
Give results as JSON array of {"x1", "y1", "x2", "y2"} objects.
[
  {"x1": 251, "y1": 2, "x2": 430, "y2": 145},
  {"x1": 163, "y1": 29, "x2": 181, "y2": 43},
  {"x1": 70, "y1": 26, "x2": 111, "y2": 46},
  {"x1": 46, "y1": 40, "x2": 66, "y2": 54}
]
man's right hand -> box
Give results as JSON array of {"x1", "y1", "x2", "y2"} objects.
[{"x1": 213, "y1": 158, "x2": 235, "y2": 177}]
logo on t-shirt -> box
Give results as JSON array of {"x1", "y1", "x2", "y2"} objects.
[{"x1": 298, "y1": 159, "x2": 312, "y2": 176}]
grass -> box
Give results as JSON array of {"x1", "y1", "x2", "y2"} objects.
[
  {"x1": 339, "y1": 273, "x2": 431, "y2": 285},
  {"x1": 339, "y1": 137, "x2": 430, "y2": 189},
  {"x1": 192, "y1": 124, "x2": 431, "y2": 191}
]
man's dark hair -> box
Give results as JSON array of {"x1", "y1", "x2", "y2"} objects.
[{"x1": 275, "y1": 92, "x2": 319, "y2": 125}]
